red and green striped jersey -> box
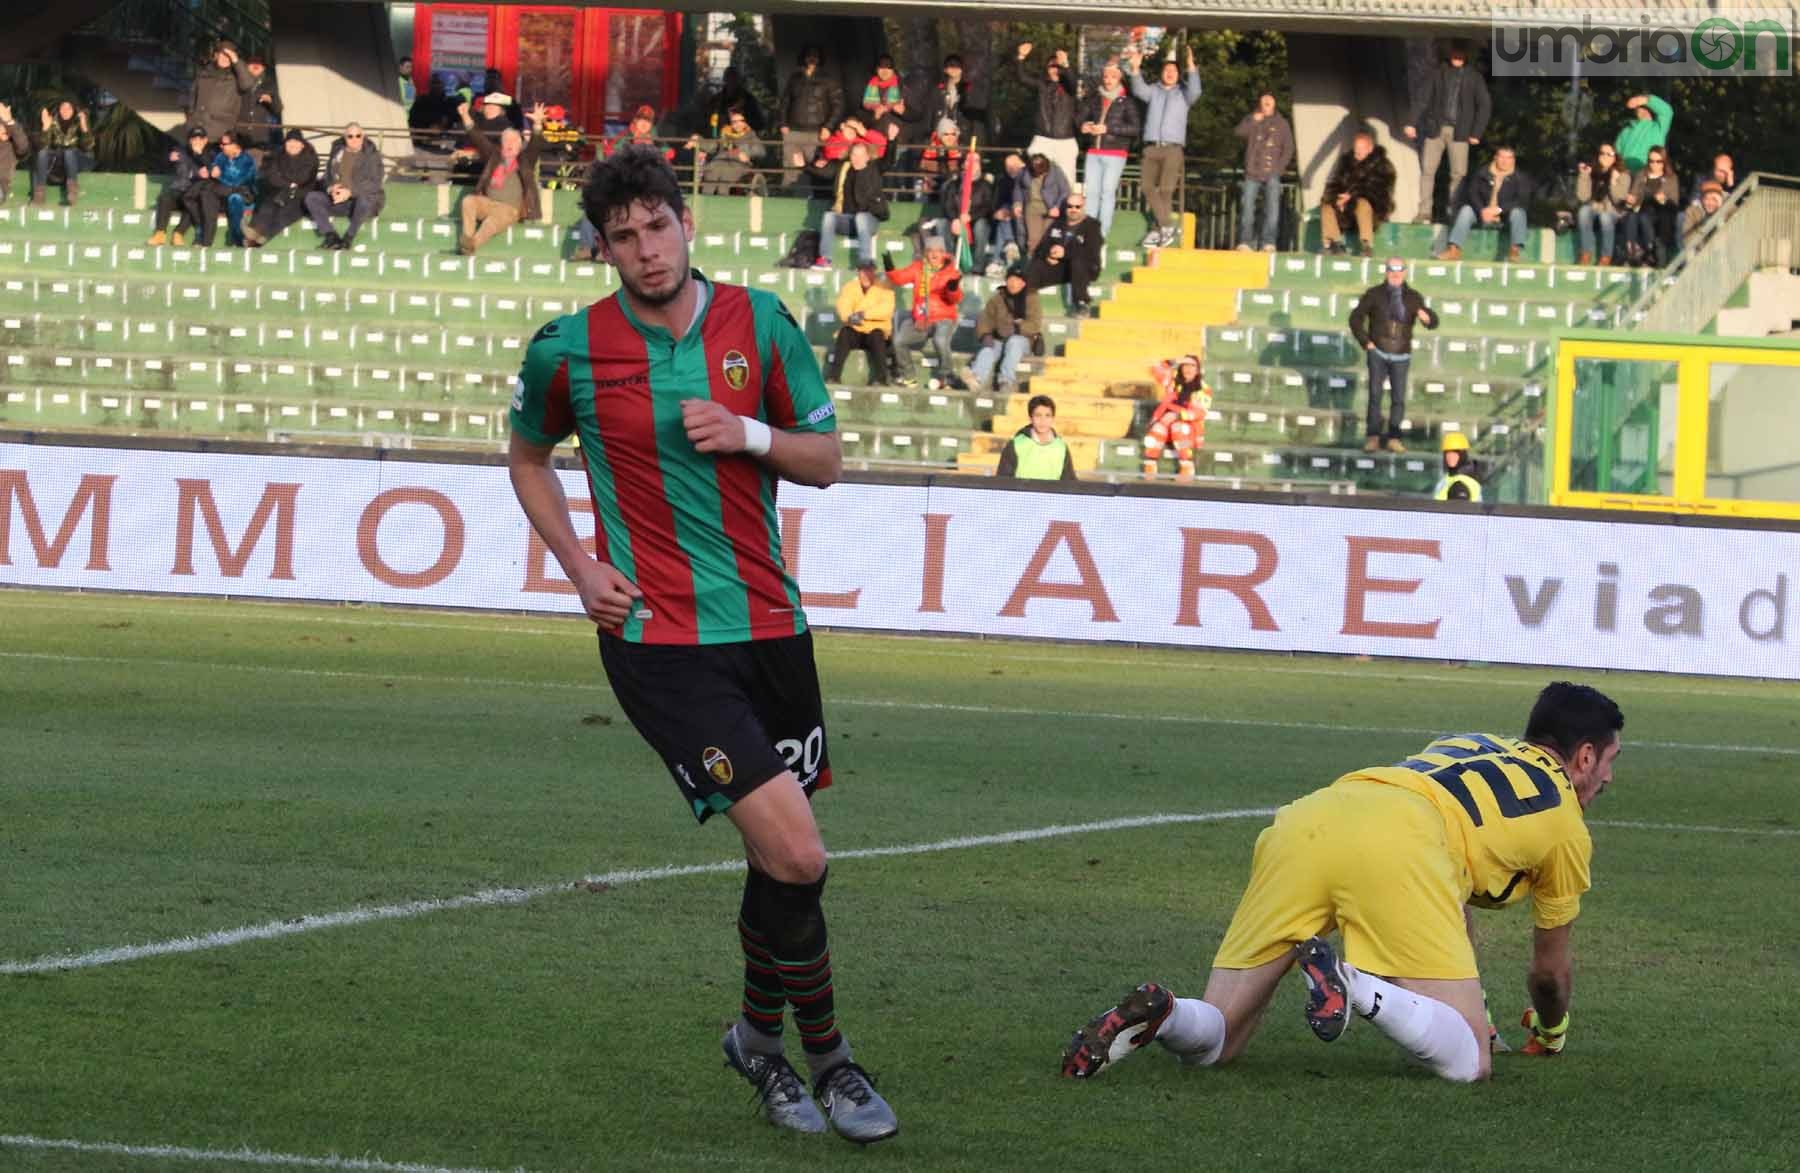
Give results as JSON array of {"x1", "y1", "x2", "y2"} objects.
[{"x1": 510, "y1": 274, "x2": 837, "y2": 645}]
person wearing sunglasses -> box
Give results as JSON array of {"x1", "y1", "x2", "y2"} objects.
[{"x1": 303, "y1": 123, "x2": 385, "y2": 250}]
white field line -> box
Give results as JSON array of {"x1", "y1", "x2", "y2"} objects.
[
  {"x1": 5, "y1": 810, "x2": 1792, "y2": 979},
  {"x1": 0, "y1": 1133, "x2": 523, "y2": 1172},
  {"x1": 5, "y1": 590, "x2": 1800, "y2": 702},
  {"x1": 0, "y1": 811, "x2": 1275, "y2": 976},
  {"x1": 2, "y1": 649, "x2": 1796, "y2": 758}
]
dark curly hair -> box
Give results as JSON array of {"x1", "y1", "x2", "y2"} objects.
[{"x1": 581, "y1": 145, "x2": 687, "y2": 235}]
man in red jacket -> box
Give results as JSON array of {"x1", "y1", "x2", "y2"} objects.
[{"x1": 883, "y1": 235, "x2": 963, "y2": 388}]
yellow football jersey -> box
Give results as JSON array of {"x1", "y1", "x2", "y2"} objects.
[{"x1": 1342, "y1": 734, "x2": 1592, "y2": 930}]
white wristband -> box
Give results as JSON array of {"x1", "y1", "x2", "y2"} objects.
[{"x1": 740, "y1": 415, "x2": 773, "y2": 456}]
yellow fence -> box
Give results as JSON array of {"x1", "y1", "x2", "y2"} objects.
[{"x1": 1550, "y1": 330, "x2": 1800, "y2": 521}]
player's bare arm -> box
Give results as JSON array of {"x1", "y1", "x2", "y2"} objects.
[
  {"x1": 1527, "y1": 921, "x2": 1572, "y2": 1029},
  {"x1": 680, "y1": 398, "x2": 843, "y2": 488},
  {"x1": 506, "y1": 432, "x2": 641, "y2": 627}
]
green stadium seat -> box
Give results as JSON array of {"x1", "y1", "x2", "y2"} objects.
[
  {"x1": 1474, "y1": 296, "x2": 1521, "y2": 328},
  {"x1": 1215, "y1": 366, "x2": 1267, "y2": 401}
]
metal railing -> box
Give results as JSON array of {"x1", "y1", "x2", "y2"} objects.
[{"x1": 1623, "y1": 172, "x2": 1800, "y2": 335}]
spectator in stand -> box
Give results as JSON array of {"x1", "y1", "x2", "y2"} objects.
[
  {"x1": 1402, "y1": 43, "x2": 1491, "y2": 224},
  {"x1": 930, "y1": 149, "x2": 994, "y2": 272},
  {"x1": 184, "y1": 130, "x2": 257, "y2": 247},
  {"x1": 918, "y1": 118, "x2": 966, "y2": 198},
  {"x1": 1677, "y1": 152, "x2": 1735, "y2": 248},
  {"x1": 995, "y1": 394, "x2": 1077, "y2": 480},
  {"x1": 691, "y1": 107, "x2": 766, "y2": 194},
  {"x1": 470, "y1": 91, "x2": 516, "y2": 143},
  {"x1": 239, "y1": 55, "x2": 282, "y2": 161},
  {"x1": 1689, "y1": 153, "x2": 1735, "y2": 206},
  {"x1": 1437, "y1": 145, "x2": 1535, "y2": 262},
  {"x1": 1614, "y1": 93, "x2": 1673, "y2": 172},
  {"x1": 188, "y1": 39, "x2": 253, "y2": 148},
  {"x1": 990, "y1": 152, "x2": 1028, "y2": 272},
  {"x1": 1020, "y1": 152, "x2": 1069, "y2": 259},
  {"x1": 536, "y1": 105, "x2": 586, "y2": 187},
  {"x1": 862, "y1": 55, "x2": 903, "y2": 125},
  {"x1": 608, "y1": 105, "x2": 673, "y2": 160},
  {"x1": 1347, "y1": 257, "x2": 1438, "y2": 454},
  {"x1": 708, "y1": 66, "x2": 765, "y2": 134},
  {"x1": 969, "y1": 262, "x2": 1042, "y2": 394},
  {"x1": 456, "y1": 99, "x2": 548, "y2": 254},
  {"x1": 1015, "y1": 42, "x2": 1079, "y2": 188},
  {"x1": 0, "y1": 102, "x2": 30, "y2": 205},
  {"x1": 1683, "y1": 180, "x2": 1726, "y2": 244},
  {"x1": 147, "y1": 125, "x2": 209, "y2": 245},
  {"x1": 1125, "y1": 43, "x2": 1202, "y2": 249},
  {"x1": 823, "y1": 257, "x2": 895, "y2": 384},
  {"x1": 1234, "y1": 93, "x2": 1294, "y2": 252},
  {"x1": 1142, "y1": 354, "x2": 1213, "y2": 481},
  {"x1": 1028, "y1": 193, "x2": 1104, "y2": 317},
  {"x1": 882, "y1": 235, "x2": 963, "y2": 388},
  {"x1": 1574, "y1": 143, "x2": 1629, "y2": 265},
  {"x1": 303, "y1": 122, "x2": 384, "y2": 250},
  {"x1": 928, "y1": 55, "x2": 972, "y2": 136},
  {"x1": 397, "y1": 56, "x2": 416, "y2": 111},
  {"x1": 1077, "y1": 58, "x2": 1140, "y2": 241},
  {"x1": 409, "y1": 75, "x2": 459, "y2": 153},
  {"x1": 242, "y1": 128, "x2": 319, "y2": 247},
  {"x1": 816, "y1": 141, "x2": 888, "y2": 268},
  {"x1": 31, "y1": 100, "x2": 94, "y2": 206},
  {"x1": 779, "y1": 45, "x2": 844, "y2": 188},
  {"x1": 1319, "y1": 131, "x2": 1394, "y2": 256},
  {"x1": 803, "y1": 115, "x2": 888, "y2": 197},
  {"x1": 1621, "y1": 145, "x2": 1679, "y2": 267},
  {"x1": 483, "y1": 69, "x2": 525, "y2": 130}
]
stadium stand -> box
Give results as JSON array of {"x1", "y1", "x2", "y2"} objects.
[{"x1": 0, "y1": 168, "x2": 1632, "y2": 495}]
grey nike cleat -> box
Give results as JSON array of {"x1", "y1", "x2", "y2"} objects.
[
  {"x1": 814, "y1": 1061, "x2": 899, "y2": 1145},
  {"x1": 722, "y1": 1028, "x2": 827, "y2": 1134}
]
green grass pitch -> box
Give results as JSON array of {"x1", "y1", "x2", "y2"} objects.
[{"x1": 3, "y1": 586, "x2": 1798, "y2": 1172}]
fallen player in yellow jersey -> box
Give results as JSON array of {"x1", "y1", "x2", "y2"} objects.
[{"x1": 1063, "y1": 681, "x2": 1622, "y2": 1083}]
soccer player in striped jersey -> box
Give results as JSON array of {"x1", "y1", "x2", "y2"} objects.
[
  {"x1": 507, "y1": 147, "x2": 896, "y2": 1144},
  {"x1": 1062, "y1": 682, "x2": 1622, "y2": 1083}
]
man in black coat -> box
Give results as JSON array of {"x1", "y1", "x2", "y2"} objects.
[
  {"x1": 1320, "y1": 131, "x2": 1396, "y2": 256},
  {"x1": 303, "y1": 124, "x2": 385, "y2": 250},
  {"x1": 1015, "y1": 42, "x2": 1078, "y2": 188},
  {"x1": 778, "y1": 46, "x2": 844, "y2": 189},
  {"x1": 238, "y1": 56, "x2": 283, "y2": 159},
  {"x1": 1403, "y1": 44, "x2": 1491, "y2": 223},
  {"x1": 187, "y1": 40, "x2": 254, "y2": 147},
  {"x1": 1347, "y1": 257, "x2": 1439, "y2": 453},
  {"x1": 242, "y1": 129, "x2": 319, "y2": 247},
  {"x1": 147, "y1": 125, "x2": 210, "y2": 245},
  {"x1": 1027, "y1": 193, "x2": 1104, "y2": 316}
]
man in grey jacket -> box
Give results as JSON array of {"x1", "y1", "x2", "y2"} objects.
[
  {"x1": 1234, "y1": 93, "x2": 1294, "y2": 252},
  {"x1": 188, "y1": 40, "x2": 255, "y2": 147},
  {"x1": 303, "y1": 124, "x2": 384, "y2": 250},
  {"x1": 1403, "y1": 44, "x2": 1491, "y2": 224},
  {"x1": 1125, "y1": 44, "x2": 1202, "y2": 248}
]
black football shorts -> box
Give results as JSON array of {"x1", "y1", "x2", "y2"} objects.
[{"x1": 598, "y1": 630, "x2": 833, "y2": 824}]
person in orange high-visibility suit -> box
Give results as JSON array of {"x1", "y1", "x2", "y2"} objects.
[{"x1": 1143, "y1": 353, "x2": 1212, "y2": 481}]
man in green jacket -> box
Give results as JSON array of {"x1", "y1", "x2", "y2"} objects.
[
  {"x1": 997, "y1": 394, "x2": 1078, "y2": 480},
  {"x1": 1614, "y1": 93, "x2": 1673, "y2": 172}
]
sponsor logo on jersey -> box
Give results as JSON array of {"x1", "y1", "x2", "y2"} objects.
[
  {"x1": 702, "y1": 746, "x2": 734, "y2": 785},
  {"x1": 510, "y1": 377, "x2": 525, "y2": 412},
  {"x1": 805, "y1": 402, "x2": 836, "y2": 426},
  {"x1": 721, "y1": 350, "x2": 750, "y2": 391}
]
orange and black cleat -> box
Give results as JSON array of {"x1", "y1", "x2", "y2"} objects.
[
  {"x1": 1298, "y1": 936, "x2": 1352, "y2": 1043},
  {"x1": 1061, "y1": 983, "x2": 1175, "y2": 1078}
]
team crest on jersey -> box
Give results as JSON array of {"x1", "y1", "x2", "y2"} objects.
[
  {"x1": 703, "y1": 746, "x2": 734, "y2": 786},
  {"x1": 721, "y1": 350, "x2": 750, "y2": 391}
]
